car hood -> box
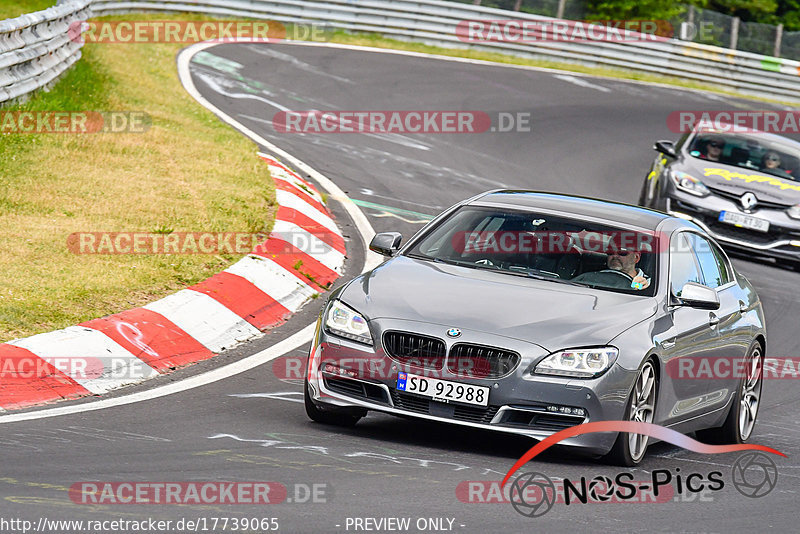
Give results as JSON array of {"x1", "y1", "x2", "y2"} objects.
[
  {"x1": 339, "y1": 256, "x2": 659, "y2": 351},
  {"x1": 680, "y1": 157, "x2": 800, "y2": 204}
]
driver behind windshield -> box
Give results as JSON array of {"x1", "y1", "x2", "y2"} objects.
[
  {"x1": 572, "y1": 248, "x2": 651, "y2": 290},
  {"x1": 759, "y1": 150, "x2": 793, "y2": 177},
  {"x1": 701, "y1": 137, "x2": 725, "y2": 162}
]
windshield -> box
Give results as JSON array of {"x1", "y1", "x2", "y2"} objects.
[
  {"x1": 405, "y1": 206, "x2": 659, "y2": 296},
  {"x1": 687, "y1": 132, "x2": 800, "y2": 180}
]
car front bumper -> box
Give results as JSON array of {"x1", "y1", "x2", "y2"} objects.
[
  {"x1": 664, "y1": 193, "x2": 800, "y2": 262},
  {"x1": 305, "y1": 316, "x2": 638, "y2": 456}
]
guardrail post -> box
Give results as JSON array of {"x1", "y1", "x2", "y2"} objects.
[
  {"x1": 472, "y1": 0, "x2": 482, "y2": 5},
  {"x1": 730, "y1": 16, "x2": 740, "y2": 50},
  {"x1": 513, "y1": 0, "x2": 522, "y2": 11},
  {"x1": 557, "y1": 0, "x2": 566, "y2": 19},
  {"x1": 774, "y1": 23, "x2": 783, "y2": 58}
]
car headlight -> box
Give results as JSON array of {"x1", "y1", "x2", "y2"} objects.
[
  {"x1": 534, "y1": 347, "x2": 619, "y2": 378},
  {"x1": 324, "y1": 300, "x2": 372, "y2": 345},
  {"x1": 670, "y1": 171, "x2": 710, "y2": 197},
  {"x1": 788, "y1": 204, "x2": 800, "y2": 220}
]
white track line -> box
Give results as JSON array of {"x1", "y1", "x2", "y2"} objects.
[{"x1": 0, "y1": 323, "x2": 316, "y2": 424}]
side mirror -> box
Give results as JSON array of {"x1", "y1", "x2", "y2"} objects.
[
  {"x1": 677, "y1": 282, "x2": 720, "y2": 310},
  {"x1": 654, "y1": 140, "x2": 677, "y2": 159},
  {"x1": 369, "y1": 232, "x2": 402, "y2": 257}
]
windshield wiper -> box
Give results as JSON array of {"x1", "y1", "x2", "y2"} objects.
[
  {"x1": 429, "y1": 257, "x2": 505, "y2": 272},
  {"x1": 517, "y1": 270, "x2": 585, "y2": 287},
  {"x1": 432, "y1": 258, "x2": 587, "y2": 286},
  {"x1": 412, "y1": 254, "x2": 596, "y2": 287}
]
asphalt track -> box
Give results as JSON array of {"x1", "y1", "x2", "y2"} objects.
[{"x1": 2, "y1": 43, "x2": 800, "y2": 533}]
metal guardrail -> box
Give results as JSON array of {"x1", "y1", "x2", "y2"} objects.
[
  {"x1": 0, "y1": 0, "x2": 91, "y2": 104},
  {"x1": 3, "y1": 0, "x2": 800, "y2": 104}
]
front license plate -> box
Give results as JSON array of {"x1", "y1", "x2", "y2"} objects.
[
  {"x1": 396, "y1": 372, "x2": 489, "y2": 407},
  {"x1": 719, "y1": 211, "x2": 770, "y2": 233}
]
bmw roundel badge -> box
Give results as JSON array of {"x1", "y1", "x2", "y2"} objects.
[{"x1": 447, "y1": 328, "x2": 461, "y2": 338}]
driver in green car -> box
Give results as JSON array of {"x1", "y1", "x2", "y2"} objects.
[{"x1": 572, "y1": 248, "x2": 651, "y2": 290}]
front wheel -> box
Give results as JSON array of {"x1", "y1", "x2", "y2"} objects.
[
  {"x1": 304, "y1": 380, "x2": 366, "y2": 427},
  {"x1": 638, "y1": 174, "x2": 659, "y2": 208},
  {"x1": 777, "y1": 259, "x2": 800, "y2": 272},
  {"x1": 605, "y1": 360, "x2": 658, "y2": 466},
  {"x1": 697, "y1": 342, "x2": 763, "y2": 444},
  {"x1": 637, "y1": 178, "x2": 650, "y2": 206}
]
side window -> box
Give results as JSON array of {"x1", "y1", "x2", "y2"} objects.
[
  {"x1": 688, "y1": 234, "x2": 725, "y2": 289},
  {"x1": 670, "y1": 234, "x2": 703, "y2": 296},
  {"x1": 709, "y1": 241, "x2": 731, "y2": 286}
]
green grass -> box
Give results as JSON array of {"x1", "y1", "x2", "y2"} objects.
[
  {"x1": 0, "y1": 1, "x2": 55, "y2": 20},
  {"x1": 0, "y1": 14, "x2": 276, "y2": 341}
]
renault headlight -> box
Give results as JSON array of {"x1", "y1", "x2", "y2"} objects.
[
  {"x1": 788, "y1": 204, "x2": 800, "y2": 220},
  {"x1": 534, "y1": 347, "x2": 619, "y2": 378},
  {"x1": 325, "y1": 300, "x2": 372, "y2": 344},
  {"x1": 671, "y1": 171, "x2": 710, "y2": 197}
]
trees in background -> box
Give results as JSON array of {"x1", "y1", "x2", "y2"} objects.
[{"x1": 587, "y1": 0, "x2": 797, "y2": 31}]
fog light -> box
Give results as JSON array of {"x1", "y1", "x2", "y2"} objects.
[
  {"x1": 546, "y1": 405, "x2": 586, "y2": 417},
  {"x1": 323, "y1": 364, "x2": 356, "y2": 378}
]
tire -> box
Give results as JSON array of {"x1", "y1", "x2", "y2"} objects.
[
  {"x1": 637, "y1": 178, "x2": 649, "y2": 206},
  {"x1": 696, "y1": 342, "x2": 763, "y2": 444},
  {"x1": 304, "y1": 379, "x2": 366, "y2": 427},
  {"x1": 638, "y1": 173, "x2": 659, "y2": 208},
  {"x1": 777, "y1": 259, "x2": 800, "y2": 273},
  {"x1": 605, "y1": 360, "x2": 658, "y2": 466}
]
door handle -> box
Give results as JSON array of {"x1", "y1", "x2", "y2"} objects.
[
  {"x1": 709, "y1": 313, "x2": 720, "y2": 327},
  {"x1": 739, "y1": 300, "x2": 748, "y2": 314}
]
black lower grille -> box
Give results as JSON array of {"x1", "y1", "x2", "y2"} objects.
[
  {"x1": 532, "y1": 414, "x2": 583, "y2": 431},
  {"x1": 325, "y1": 376, "x2": 364, "y2": 396},
  {"x1": 708, "y1": 221, "x2": 782, "y2": 245},
  {"x1": 453, "y1": 404, "x2": 500, "y2": 424},
  {"x1": 498, "y1": 408, "x2": 584, "y2": 431},
  {"x1": 391, "y1": 390, "x2": 499, "y2": 423},
  {"x1": 447, "y1": 344, "x2": 520, "y2": 379},
  {"x1": 383, "y1": 331, "x2": 446, "y2": 370},
  {"x1": 390, "y1": 390, "x2": 430, "y2": 414},
  {"x1": 324, "y1": 375, "x2": 389, "y2": 403}
]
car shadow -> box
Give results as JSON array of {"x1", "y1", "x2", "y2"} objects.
[{"x1": 307, "y1": 412, "x2": 619, "y2": 467}]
